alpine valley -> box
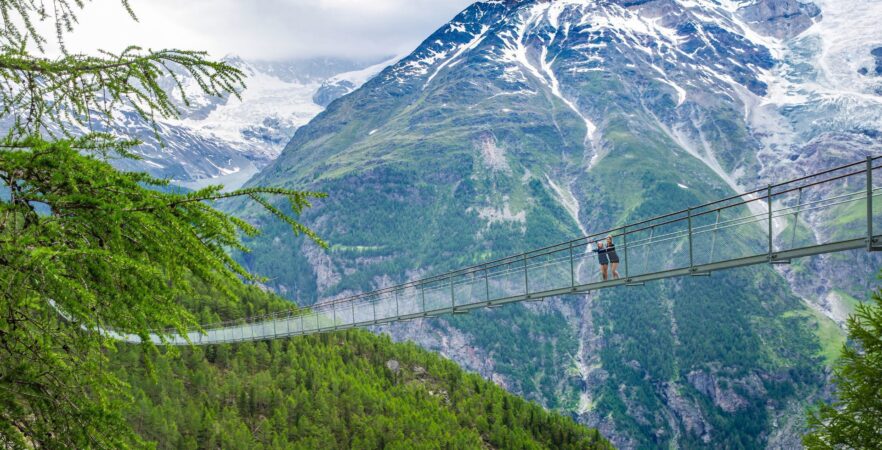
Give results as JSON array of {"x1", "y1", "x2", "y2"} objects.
[{"x1": 215, "y1": 0, "x2": 882, "y2": 448}]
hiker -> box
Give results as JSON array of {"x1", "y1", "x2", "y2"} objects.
[
  {"x1": 606, "y1": 236, "x2": 620, "y2": 279},
  {"x1": 593, "y1": 240, "x2": 609, "y2": 281}
]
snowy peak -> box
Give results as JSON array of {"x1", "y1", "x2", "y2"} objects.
[
  {"x1": 385, "y1": 0, "x2": 783, "y2": 97},
  {"x1": 355, "y1": 0, "x2": 878, "y2": 184},
  {"x1": 257, "y1": 0, "x2": 881, "y2": 216},
  {"x1": 314, "y1": 55, "x2": 403, "y2": 107}
]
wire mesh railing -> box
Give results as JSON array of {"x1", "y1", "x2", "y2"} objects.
[{"x1": 128, "y1": 156, "x2": 882, "y2": 345}]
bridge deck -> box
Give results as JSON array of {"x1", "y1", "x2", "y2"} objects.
[{"x1": 118, "y1": 157, "x2": 882, "y2": 346}]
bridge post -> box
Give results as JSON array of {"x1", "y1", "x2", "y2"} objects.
[
  {"x1": 372, "y1": 296, "x2": 377, "y2": 324},
  {"x1": 766, "y1": 184, "x2": 775, "y2": 263},
  {"x1": 300, "y1": 313, "x2": 304, "y2": 335},
  {"x1": 622, "y1": 227, "x2": 629, "y2": 279},
  {"x1": 485, "y1": 269, "x2": 491, "y2": 303},
  {"x1": 395, "y1": 289, "x2": 400, "y2": 319},
  {"x1": 868, "y1": 156, "x2": 875, "y2": 251},
  {"x1": 421, "y1": 284, "x2": 427, "y2": 316},
  {"x1": 687, "y1": 208, "x2": 694, "y2": 272},
  {"x1": 569, "y1": 242, "x2": 575, "y2": 289},
  {"x1": 450, "y1": 278, "x2": 455, "y2": 311},
  {"x1": 523, "y1": 254, "x2": 529, "y2": 297},
  {"x1": 351, "y1": 299, "x2": 356, "y2": 327},
  {"x1": 709, "y1": 209, "x2": 721, "y2": 262},
  {"x1": 332, "y1": 304, "x2": 337, "y2": 331},
  {"x1": 286, "y1": 311, "x2": 291, "y2": 336},
  {"x1": 791, "y1": 188, "x2": 803, "y2": 251}
]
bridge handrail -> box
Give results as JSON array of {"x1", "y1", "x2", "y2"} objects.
[
  {"x1": 177, "y1": 156, "x2": 881, "y2": 333},
  {"x1": 232, "y1": 158, "x2": 882, "y2": 318}
]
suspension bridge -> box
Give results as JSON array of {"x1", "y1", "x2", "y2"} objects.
[{"x1": 118, "y1": 156, "x2": 882, "y2": 346}]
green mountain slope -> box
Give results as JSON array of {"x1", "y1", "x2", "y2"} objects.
[
  {"x1": 115, "y1": 283, "x2": 611, "y2": 449},
  {"x1": 229, "y1": 1, "x2": 866, "y2": 447}
]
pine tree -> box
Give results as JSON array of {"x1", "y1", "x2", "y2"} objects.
[
  {"x1": 0, "y1": 1, "x2": 324, "y2": 447},
  {"x1": 804, "y1": 288, "x2": 882, "y2": 449}
]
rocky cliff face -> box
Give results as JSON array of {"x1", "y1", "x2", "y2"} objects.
[
  {"x1": 740, "y1": 0, "x2": 820, "y2": 39},
  {"x1": 238, "y1": 0, "x2": 881, "y2": 448}
]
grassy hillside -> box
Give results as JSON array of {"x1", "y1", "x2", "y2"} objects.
[{"x1": 114, "y1": 283, "x2": 612, "y2": 449}]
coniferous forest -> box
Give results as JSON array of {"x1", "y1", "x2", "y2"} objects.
[{"x1": 114, "y1": 282, "x2": 612, "y2": 449}]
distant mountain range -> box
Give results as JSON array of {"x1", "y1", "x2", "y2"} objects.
[
  {"x1": 233, "y1": 0, "x2": 882, "y2": 448},
  {"x1": 110, "y1": 55, "x2": 397, "y2": 190}
]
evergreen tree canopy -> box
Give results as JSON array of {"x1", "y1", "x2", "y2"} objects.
[
  {"x1": 0, "y1": 1, "x2": 324, "y2": 447},
  {"x1": 0, "y1": 0, "x2": 242, "y2": 138},
  {"x1": 114, "y1": 280, "x2": 614, "y2": 450},
  {"x1": 804, "y1": 287, "x2": 882, "y2": 449}
]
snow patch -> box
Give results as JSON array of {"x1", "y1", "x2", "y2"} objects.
[
  {"x1": 538, "y1": 45, "x2": 598, "y2": 142},
  {"x1": 656, "y1": 77, "x2": 688, "y2": 107},
  {"x1": 498, "y1": 3, "x2": 598, "y2": 156},
  {"x1": 449, "y1": 23, "x2": 467, "y2": 34},
  {"x1": 425, "y1": 26, "x2": 490, "y2": 88},
  {"x1": 175, "y1": 70, "x2": 322, "y2": 153},
  {"x1": 327, "y1": 54, "x2": 403, "y2": 88}
]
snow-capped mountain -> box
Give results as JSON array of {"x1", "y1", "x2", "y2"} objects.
[
  {"x1": 116, "y1": 56, "x2": 394, "y2": 190},
  {"x1": 240, "y1": 1, "x2": 881, "y2": 448},
  {"x1": 314, "y1": 56, "x2": 404, "y2": 107}
]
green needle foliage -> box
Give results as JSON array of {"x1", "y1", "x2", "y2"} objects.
[
  {"x1": 0, "y1": 1, "x2": 325, "y2": 447},
  {"x1": 804, "y1": 287, "x2": 882, "y2": 449},
  {"x1": 0, "y1": 0, "x2": 243, "y2": 138},
  {"x1": 0, "y1": 46, "x2": 247, "y2": 138}
]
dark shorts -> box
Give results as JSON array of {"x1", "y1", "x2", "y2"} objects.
[
  {"x1": 597, "y1": 254, "x2": 609, "y2": 265},
  {"x1": 606, "y1": 251, "x2": 620, "y2": 264}
]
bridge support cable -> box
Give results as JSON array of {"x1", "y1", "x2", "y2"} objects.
[{"x1": 111, "y1": 156, "x2": 882, "y2": 346}]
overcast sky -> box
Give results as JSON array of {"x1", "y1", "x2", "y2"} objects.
[{"x1": 63, "y1": 0, "x2": 474, "y2": 61}]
